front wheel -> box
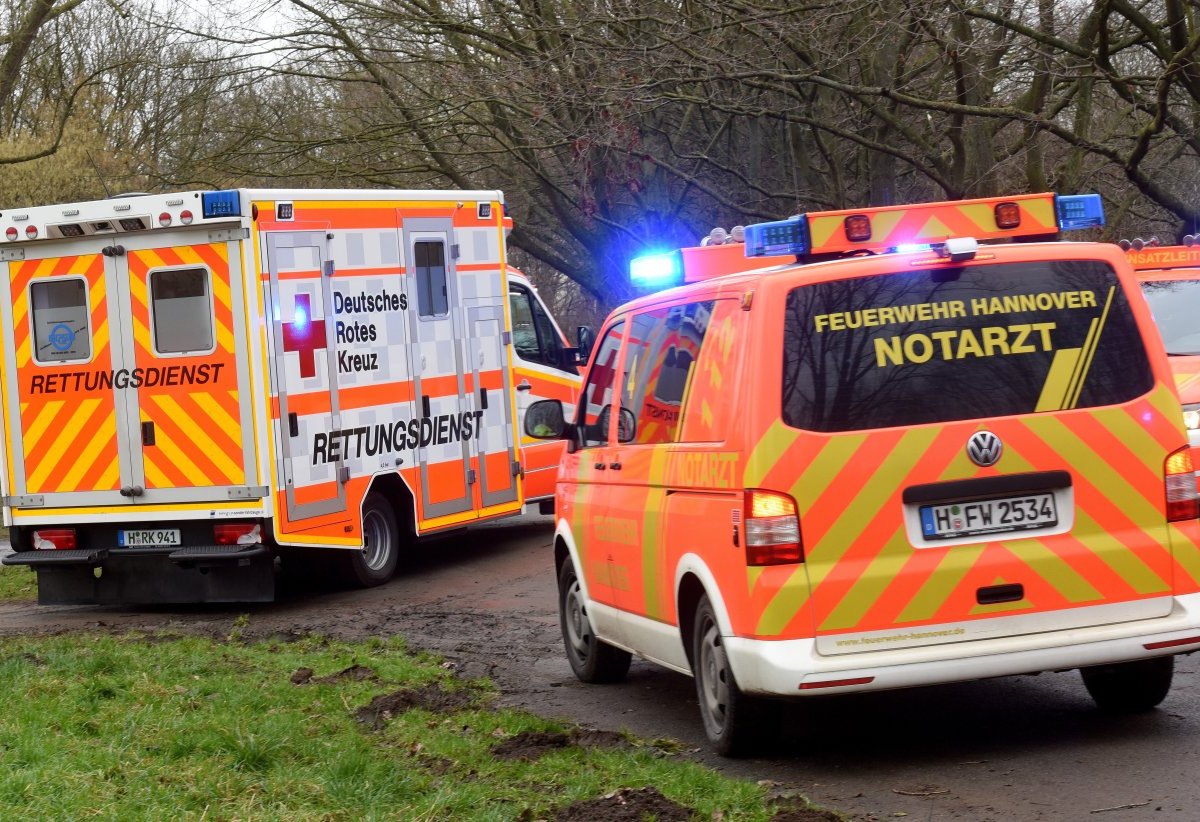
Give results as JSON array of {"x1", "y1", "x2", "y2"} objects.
[
  {"x1": 345, "y1": 493, "x2": 400, "y2": 587},
  {"x1": 558, "y1": 560, "x2": 631, "y2": 683},
  {"x1": 693, "y1": 595, "x2": 776, "y2": 757},
  {"x1": 1081, "y1": 656, "x2": 1174, "y2": 713}
]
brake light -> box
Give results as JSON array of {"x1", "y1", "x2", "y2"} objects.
[
  {"x1": 1165, "y1": 446, "x2": 1198, "y2": 522},
  {"x1": 214, "y1": 522, "x2": 261, "y2": 545},
  {"x1": 32, "y1": 528, "x2": 76, "y2": 550},
  {"x1": 744, "y1": 489, "x2": 802, "y2": 565}
]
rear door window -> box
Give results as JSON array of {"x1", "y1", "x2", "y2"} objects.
[
  {"x1": 1140, "y1": 278, "x2": 1200, "y2": 355},
  {"x1": 783, "y1": 260, "x2": 1153, "y2": 432}
]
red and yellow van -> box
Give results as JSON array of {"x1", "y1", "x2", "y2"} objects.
[{"x1": 527, "y1": 193, "x2": 1200, "y2": 755}]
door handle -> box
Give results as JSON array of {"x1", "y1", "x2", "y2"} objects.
[
  {"x1": 516, "y1": 381, "x2": 533, "y2": 391},
  {"x1": 594, "y1": 462, "x2": 607, "y2": 470},
  {"x1": 609, "y1": 462, "x2": 622, "y2": 470},
  {"x1": 288, "y1": 412, "x2": 298, "y2": 438},
  {"x1": 141, "y1": 421, "x2": 156, "y2": 446}
]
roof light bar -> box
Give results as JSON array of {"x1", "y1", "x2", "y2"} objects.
[
  {"x1": 202, "y1": 190, "x2": 241, "y2": 219},
  {"x1": 630, "y1": 250, "x2": 683, "y2": 287},
  {"x1": 1054, "y1": 193, "x2": 1104, "y2": 231},
  {"x1": 743, "y1": 216, "x2": 809, "y2": 258}
]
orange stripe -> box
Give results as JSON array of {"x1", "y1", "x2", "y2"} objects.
[
  {"x1": 142, "y1": 395, "x2": 234, "y2": 485},
  {"x1": 179, "y1": 391, "x2": 242, "y2": 456},
  {"x1": 277, "y1": 375, "x2": 469, "y2": 419},
  {"x1": 38, "y1": 403, "x2": 112, "y2": 491}
]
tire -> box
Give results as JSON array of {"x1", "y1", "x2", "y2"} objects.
[
  {"x1": 1081, "y1": 655, "x2": 1174, "y2": 713},
  {"x1": 346, "y1": 493, "x2": 400, "y2": 588},
  {"x1": 558, "y1": 560, "x2": 631, "y2": 683},
  {"x1": 692, "y1": 595, "x2": 777, "y2": 757}
]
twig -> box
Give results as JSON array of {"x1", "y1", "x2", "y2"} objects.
[
  {"x1": 1090, "y1": 800, "x2": 1151, "y2": 814},
  {"x1": 893, "y1": 788, "x2": 950, "y2": 797}
]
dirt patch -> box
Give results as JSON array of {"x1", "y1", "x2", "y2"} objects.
[
  {"x1": 291, "y1": 663, "x2": 378, "y2": 686},
  {"x1": 553, "y1": 786, "x2": 693, "y2": 821},
  {"x1": 291, "y1": 667, "x2": 314, "y2": 684},
  {"x1": 767, "y1": 799, "x2": 844, "y2": 822},
  {"x1": 354, "y1": 682, "x2": 478, "y2": 730},
  {"x1": 493, "y1": 727, "x2": 633, "y2": 760}
]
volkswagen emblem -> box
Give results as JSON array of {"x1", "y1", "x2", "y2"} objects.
[{"x1": 966, "y1": 431, "x2": 1003, "y2": 467}]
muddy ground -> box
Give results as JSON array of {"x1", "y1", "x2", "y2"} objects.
[{"x1": 2, "y1": 514, "x2": 1199, "y2": 821}]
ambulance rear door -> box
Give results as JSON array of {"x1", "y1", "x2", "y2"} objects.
[
  {"x1": 114, "y1": 230, "x2": 256, "y2": 504},
  {"x1": 1, "y1": 240, "x2": 131, "y2": 508}
]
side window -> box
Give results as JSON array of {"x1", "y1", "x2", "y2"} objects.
[
  {"x1": 619, "y1": 301, "x2": 714, "y2": 445},
  {"x1": 31, "y1": 278, "x2": 91, "y2": 364},
  {"x1": 509, "y1": 282, "x2": 569, "y2": 372},
  {"x1": 150, "y1": 267, "x2": 213, "y2": 355},
  {"x1": 578, "y1": 320, "x2": 625, "y2": 447},
  {"x1": 415, "y1": 240, "x2": 448, "y2": 317}
]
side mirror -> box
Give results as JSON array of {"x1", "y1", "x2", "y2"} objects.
[
  {"x1": 524, "y1": 399, "x2": 567, "y2": 439},
  {"x1": 576, "y1": 326, "x2": 595, "y2": 362}
]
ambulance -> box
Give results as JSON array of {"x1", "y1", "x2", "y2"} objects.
[
  {"x1": 525, "y1": 193, "x2": 1200, "y2": 755},
  {"x1": 1126, "y1": 239, "x2": 1200, "y2": 485},
  {"x1": 0, "y1": 188, "x2": 581, "y2": 604}
]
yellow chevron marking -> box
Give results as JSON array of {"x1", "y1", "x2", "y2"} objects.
[
  {"x1": 130, "y1": 270, "x2": 148, "y2": 307},
  {"x1": 915, "y1": 215, "x2": 953, "y2": 240},
  {"x1": 142, "y1": 450, "x2": 172, "y2": 488},
  {"x1": 999, "y1": 539, "x2": 1105, "y2": 602},
  {"x1": 27, "y1": 398, "x2": 101, "y2": 490},
  {"x1": 1094, "y1": 407, "x2": 1169, "y2": 477},
  {"x1": 95, "y1": 458, "x2": 120, "y2": 491},
  {"x1": 808, "y1": 215, "x2": 842, "y2": 248},
  {"x1": 94, "y1": 317, "x2": 110, "y2": 358},
  {"x1": 23, "y1": 400, "x2": 64, "y2": 453},
  {"x1": 1071, "y1": 510, "x2": 1170, "y2": 595},
  {"x1": 1147, "y1": 383, "x2": 1187, "y2": 437},
  {"x1": 192, "y1": 391, "x2": 241, "y2": 439},
  {"x1": 819, "y1": 526, "x2": 911, "y2": 630},
  {"x1": 15, "y1": 336, "x2": 30, "y2": 367},
  {"x1": 867, "y1": 210, "x2": 906, "y2": 241},
  {"x1": 754, "y1": 567, "x2": 812, "y2": 636},
  {"x1": 154, "y1": 394, "x2": 243, "y2": 482},
  {"x1": 743, "y1": 418, "x2": 800, "y2": 488},
  {"x1": 897, "y1": 544, "x2": 988, "y2": 623},
  {"x1": 958, "y1": 203, "x2": 996, "y2": 232},
  {"x1": 212, "y1": 271, "x2": 232, "y2": 312},
  {"x1": 1167, "y1": 521, "x2": 1200, "y2": 586},
  {"x1": 216, "y1": 323, "x2": 235, "y2": 353},
  {"x1": 142, "y1": 411, "x2": 208, "y2": 485},
  {"x1": 747, "y1": 565, "x2": 765, "y2": 595},
  {"x1": 67, "y1": 410, "x2": 117, "y2": 492},
  {"x1": 1035, "y1": 348, "x2": 1082, "y2": 411},
  {"x1": 133, "y1": 315, "x2": 153, "y2": 353},
  {"x1": 1025, "y1": 198, "x2": 1056, "y2": 230}
]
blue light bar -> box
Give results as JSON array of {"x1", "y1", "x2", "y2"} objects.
[
  {"x1": 743, "y1": 216, "x2": 810, "y2": 258},
  {"x1": 1055, "y1": 194, "x2": 1104, "y2": 231},
  {"x1": 630, "y1": 250, "x2": 683, "y2": 287},
  {"x1": 202, "y1": 190, "x2": 241, "y2": 219},
  {"x1": 894, "y1": 243, "x2": 933, "y2": 254}
]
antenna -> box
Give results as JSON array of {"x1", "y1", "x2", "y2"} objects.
[{"x1": 86, "y1": 151, "x2": 112, "y2": 199}]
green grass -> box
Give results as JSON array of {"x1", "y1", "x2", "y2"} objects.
[
  {"x1": 0, "y1": 565, "x2": 35, "y2": 601},
  {"x1": 0, "y1": 632, "x2": 826, "y2": 820}
]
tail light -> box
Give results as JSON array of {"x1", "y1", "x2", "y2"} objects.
[
  {"x1": 744, "y1": 489, "x2": 802, "y2": 565},
  {"x1": 843, "y1": 214, "x2": 871, "y2": 242},
  {"x1": 993, "y1": 201, "x2": 1021, "y2": 229},
  {"x1": 214, "y1": 522, "x2": 261, "y2": 545},
  {"x1": 32, "y1": 528, "x2": 76, "y2": 550},
  {"x1": 1165, "y1": 446, "x2": 1199, "y2": 522}
]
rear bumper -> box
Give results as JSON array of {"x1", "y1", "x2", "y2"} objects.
[
  {"x1": 725, "y1": 593, "x2": 1200, "y2": 697},
  {"x1": 3, "y1": 544, "x2": 274, "y2": 604}
]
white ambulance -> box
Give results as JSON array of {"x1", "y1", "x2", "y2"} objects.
[{"x1": 0, "y1": 189, "x2": 581, "y2": 603}]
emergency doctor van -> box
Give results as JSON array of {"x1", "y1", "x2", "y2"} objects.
[
  {"x1": 526, "y1": 193, "x2": 1200, "y2": 755},
  {"x1": 0, "y1": 188, "x2": 580, "y2": 604}
]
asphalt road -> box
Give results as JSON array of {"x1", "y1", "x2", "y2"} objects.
[{"x1": 0, "y1": 514, "x2": 1197, "y2": 821}]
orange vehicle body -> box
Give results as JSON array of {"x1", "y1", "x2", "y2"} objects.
[{"x1": 540, "y1": 193, "x2": 1200, "y2": 754}]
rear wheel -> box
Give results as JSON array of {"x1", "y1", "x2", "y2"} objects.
[
  {"x1": 558, "y1": 560, "x2": 631, "y2": 683},
  {"x1": 1081, "y1": 656, "x2": 1174, "y2": 713},
  {"x1": 346, "y1": 493, "x2": 399, "y2": 587},
  {"x1": 693, "y1": 595, "x2": 776, "y2": 757}
]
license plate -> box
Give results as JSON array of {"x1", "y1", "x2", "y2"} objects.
[
  {"x1": 920, "y1": 493, "x2": 1057, "y2": 541},
  {"x1": 118, "y1": 529, "x2": 181, "y2": 547}
]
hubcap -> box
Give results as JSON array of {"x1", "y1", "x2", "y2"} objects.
[
  {"x1": 699, "y1": 618, "x2": 728, "y2": 727},
  {"x1": 362, "y1": 509, "x2": 391, "y2": 571},
  {"x1": 565, "y1": 580, "x2": 591, "y2": 661}
]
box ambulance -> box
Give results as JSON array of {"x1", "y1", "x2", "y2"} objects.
[
  {"x1": 1127, "y1": 239, "x2": 1200, "y2": 483},
  {"x1": 0, "y1": 188, "x2": 580, "y2": 604},
  {"x1": 526, "y1": 193, "x2": 1200, "y2": 755}
]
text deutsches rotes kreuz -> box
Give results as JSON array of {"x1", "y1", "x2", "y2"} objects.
[{"x1": 332, "y1": 289, "x2": 407, "y2": 374}]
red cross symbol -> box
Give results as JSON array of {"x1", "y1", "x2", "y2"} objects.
[
  {"x1": 280, "y1": 293, "x2": 326, "y2": 379},
  {"x1": 586, "y1": 346, "x2": 619, "y2": 405}
]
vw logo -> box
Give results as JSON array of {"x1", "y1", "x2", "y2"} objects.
[{"x1": 966, "y1": 430, "x2": 1003, "y2": 467}]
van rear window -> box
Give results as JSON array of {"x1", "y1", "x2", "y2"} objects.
[{"x1": 782, "y1": 260, "x2": 1153, "y2": 432}]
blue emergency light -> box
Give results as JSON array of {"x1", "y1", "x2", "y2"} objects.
[
  {"x1": 1055, "y1": 193, "x2": 1104, "y2": 231},
  {"x1": 202, "y1": 190, "x2": 241, "y2": 219},
  {"x1": 743, "y1": 216, "x2": 810, "y2": 258},
  {"x1": 629, "y1": 250, "x2": 683, "y2": 287}
]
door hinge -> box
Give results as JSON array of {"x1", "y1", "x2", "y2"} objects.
[
  {"x1": 227, "y1": 486, "x2": 268, "y2": 500},
  {"x1": 451, "y1": 243, "x2": 460, "y2": 260},
  {"x1": 207, "y1": 227, "x2": 249, "y2": 242},
  {"x1": 323, "y1": 260, "x2": 335, "y2": 277},
  {"x1": 102, "y1": 244, "x2": 126, "y2": 257},
  {"x1": 338, "y1": 466, "x2": 351, "y2": 484},
  {"x1": 501, "y1": 330, "x2": 511, "y2": 346},
  {"x1": 0, "y1": 248, "x2": 25, "y2": 261},
  {"x1": 512, "y1": 460, "x2": 522, "y2": 477},
  {"x1": 3, "y1": 494, "x2": 43, "y2": 507},
  {"x1": 467, "y1": 469, "x2": 477, "y2": 485}
]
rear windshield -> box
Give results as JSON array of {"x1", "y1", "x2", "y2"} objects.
[
  {"x1": 1140, "y1": 278, "x2": 1200, "y2": 355},
  {"x1": 783, "y1": 260, "x2": 1153, "y2": 432}
]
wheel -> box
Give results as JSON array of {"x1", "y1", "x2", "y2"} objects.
[
  {"x1": 1081, "y1": 655, "x2": 1174, "y2": 713},
  {"x1": 346, "y1": 493, "x2": 400, "y2": 587},
  {"x1": 692, "y1": 595, "x2": 776, "y2": 757},
  {"x1": 558, "y1": 560, "x2": 631, "y2": 683}
]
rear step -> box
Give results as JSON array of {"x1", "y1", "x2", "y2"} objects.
[
  {"x1": 168, "y1": 544, "x2": 268, "y2": 564},
  {"x1": 3, "y1": 549, "x2": 106, "y2": 566},
  {"x1": 2, "y1": 544, "x2": 269, "y2": 568}
]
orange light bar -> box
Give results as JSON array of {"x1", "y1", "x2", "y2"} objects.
[
  {"x1": 1125, "y1": 246, "x2": 1200, "y2": 271},
  {"x1": 679, "y1": 242, "x2": 779, "y2": 284},
  {"x1": 804, "y1": 192, "x2": 1059, "y2": 256}
]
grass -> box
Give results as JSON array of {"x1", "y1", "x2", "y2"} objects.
[
  {"x1": 0, "y1": 565, "x2": 35, "y2": 601},
  {"x1": 0, "y1": 631, "x2": 828, "y2": 820}
]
